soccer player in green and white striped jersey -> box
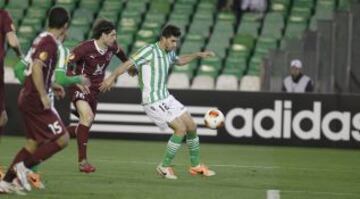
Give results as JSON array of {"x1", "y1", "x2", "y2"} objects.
[{"x1": 100, "y1": 25, "x2": 216, "y2": 180}]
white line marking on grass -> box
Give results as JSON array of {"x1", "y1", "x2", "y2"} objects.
[
  {"x1": 91, "y1": 159, "x2": 355, "y2": 173},
  {"x1": 267, "y1": 190, "x2": 280, "y2": 199}
]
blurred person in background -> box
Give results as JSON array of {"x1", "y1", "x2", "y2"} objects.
[{"x1": 282, "y1": 59, "x2": 314, "y2": 93}]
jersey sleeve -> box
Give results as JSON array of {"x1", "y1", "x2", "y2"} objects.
[
  {"x1": 31, "y1": 40, "x2": 55, "y2": 65},
  {"x1": 113, "y1": 43, "x2": 128, "y2": 62},
  {"x1": 67, "y1": 44, "x2": 85, "y2": 65},
  {"x1": 129, "y1": 45, "x2": 153, "y2": 69},
  {"x1": 2, "y1": 11, "x2": 15, "y2": 35}
]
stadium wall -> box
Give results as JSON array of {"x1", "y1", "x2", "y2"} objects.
[{"x1": 5, "y1": 84, "x2": 360, "y2": 149}]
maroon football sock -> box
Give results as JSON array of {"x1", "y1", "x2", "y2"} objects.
[
  {"x1": 76, "y1": 124, "x2": 90, "y2": 162},
  {"x1": 67, "y1": 125, "x2": 77, "y2": 138},
  {"x1": 23, "y1": 141, "x2": 62, "y2": 168},
  {"x1": 3, "y1": 148, "x2": 32, "y2": 182},
  {"x1": 0, "y1": 126, "x2": 3, "y2": 136}
]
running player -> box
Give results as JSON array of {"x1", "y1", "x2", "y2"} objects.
[
  {"x1": 0, "y1": 7, "x2": 71, "y2": 194},
  {"x1": 99, "y1": 24, "x2": 216, "y2": 179},
  {"x1": 66, "y1": 19, "x2": 128, "y2": 173},
  {"x1": 13, "y1": 33, "x2": 90, "y2": 189}
]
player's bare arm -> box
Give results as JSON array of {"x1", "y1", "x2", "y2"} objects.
[
  {"x1": 32, "y1": 59, "x2": 50, "y2": 110},
  {"x1": 175, "y1": 51, "x2": 215, "y2": 66},
  {"x1": 99, "y1": 59, "x2": 134, "y2": 92},
  {"x1": 6, "y1": 31, "x2": 22, "y2": 58}
]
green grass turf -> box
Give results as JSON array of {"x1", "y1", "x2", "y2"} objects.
[{"x1": 0, "y1": 136, "x2": 359, "y2": 199}]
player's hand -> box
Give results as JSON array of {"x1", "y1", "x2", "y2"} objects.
[
  {"x1": 40, "y1": 95, "x2": 51, "y2": 110},
  {"x1": 127, "y1": 66, "x2": 138, "y2": 77},
  {"x1": 52, "y1": 83, "x2": 66, "y2": 99},
  {"x1": 80, "y1": 75, "x2": 91, "y2": 87},
  {"x1": 198, "y1": 51, "x2": 215, "y2": 58},
  {"x1": 76, "y1": 84, "x2": 90, "y2": 94},
  {"x1": 99, "y1": 77, "x2": 115, "y2": 93}
]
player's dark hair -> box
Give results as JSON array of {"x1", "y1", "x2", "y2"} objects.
[
  {"x1": 161, "y1": 24, "x2": 181, "y2": 38},
  {"x1": 92, "y1": 19, "x2": 116, "y2": 39},
  {"x1": 48, "y1": 7, "x2": 69, "y2": 29}
]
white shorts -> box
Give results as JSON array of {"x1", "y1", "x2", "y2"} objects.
[{"x1": 143, "y1": 95, "x2": 187, "y2": 130}]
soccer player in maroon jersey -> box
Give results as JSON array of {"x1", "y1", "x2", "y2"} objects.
[
  {"x1": 66, "y1": 19, "x2": 128, "y2": 173},
  {"x1": 0, "y1": 8, "x2": 23, "y2": 181},
  {"x1": 0, "y1": 7, "x2": 71, "y2": 194}
]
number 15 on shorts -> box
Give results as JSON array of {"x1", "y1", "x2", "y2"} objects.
[{"x1": 48, "y1": 121, "x2": 63, "y2": 135}]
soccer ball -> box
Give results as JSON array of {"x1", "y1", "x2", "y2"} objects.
[{"x1": 204, "y1": 108, "x2": 225, "y2": 129}]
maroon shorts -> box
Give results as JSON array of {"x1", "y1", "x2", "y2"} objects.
[
  {"x1": 21, "y1": 107, "x2": 66, "y2": 144},
  {"x1": 68, "y1": 86, "x2": 98, "y2": 115}
]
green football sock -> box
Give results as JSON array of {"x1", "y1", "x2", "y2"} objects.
[
  {"x1": 31, "y1": 165, "x2": 39, "y2": 173},
  {"x1": 161, "y1": 134, "x2": 184, "y2": 167},
  {"x1": 186, "y1": 131, "x2": 200, "y2": 167}
]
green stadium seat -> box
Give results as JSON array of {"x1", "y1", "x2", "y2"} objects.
[
  {"x1": 63, "y1": 39, "x2": 79, "y2": 49},
  {"x1": 136, "y1": 29, "x2": 156, "y2": 43},
  {"x1": 21, "y1": 18, "x2": 43, "y2": 29},
  {"x1": 149, "y1": 2, "x2": 171, "y2": 14},
  {"x1": 238, "y1": 21, "x2": 260, "y2": 36},
  {"x1": 55, "y1": 3, "x2": 76, "y2": 13},
  {"x1": 145, "y1": 13, "x2": 166, "y2": 24},
  {"x1": 270, "y1": 0, "x2": 290, "y2": 13},
  {"x1": 19, "y1": 37, "x2": 32, "y2": 52},
  {"x1": 6, "y1": 0, "x2": 29, "y2": 9},
  {"x1": 102, "y1": 0, "x2": 124, "y2": 12},
  {"x1": 68, "y1": 26, "x2": 87, "y2": 41},
  {"x1": 255, "y1": 36, "x2": 278, "y2": 55},
  {"x1": 222, "y1": 67, "x2": 244, "y2": 77},
  {"x1": 18, "y1": 25, "x2": 38, "y2": 40},
  {"x1": 233, "y1": 34, "x2": 255, "y2": 50},
  {"x1": 26, "y1": 7, "x2": 48, "y2": 18},
  {"x1": 242, "y1": 13, "x2": 263, "y2": 22},
  {"x1": 172, "y1": 3, "x2": 194, "y2": 15},
  {"x1": 79, "y1": 0, "x2": 101, "y2": 12},
  {"x1": 173, "y1": 62, "x2": 197, "y2": 78},
  {"x1": 97, "y1": 10, "x2": 119, "y2": 24},
  {"x1": 180, "y1": 40, "x2": 203, "y2": 54},
  {"x1": 73, "y1": 8, "x2": 95, "y2": 22},
  {"x1": 126, "y1": 1, "x2": 147, "y2": 14},
  {"x1": 284, "y1": 22, "x2": 307, "y2": 38},
  {"x1": 293, "y1": 0, "x2": 314, "y2": 9},
  {"x1": 337, "y1": 0, "x2": 352, "y2": 11},
  {"x1": 32, "y1": 0, "x2": 53, "y2": 8}
]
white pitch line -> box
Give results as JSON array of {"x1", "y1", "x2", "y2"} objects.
[
  {"x1": 86, "y1": 159, "x2": 357, "y2": 173},
  {"x1": 267, "y1": 190, "x2": 280, "y2": 199}
]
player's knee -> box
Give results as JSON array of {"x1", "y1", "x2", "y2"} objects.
[
  {"x1": 24, "y1": 139, "x2": 38, "y2": 153},
  {"x1": 80, "y1": 112, "x2": 94, "y2": 126},
  {"x1": 187, "y1": 121, "x2": 197, "y2": 132},
  {"x1": 174, "y1": 125, "x2": 187, "y2": 136},
  {"x1": 57, "y1": 132, "x2": 70, "y2": 148}
]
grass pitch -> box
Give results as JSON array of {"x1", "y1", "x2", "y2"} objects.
[{"x1": 0, "y1": 136, "x2": 359, "y2": 199}]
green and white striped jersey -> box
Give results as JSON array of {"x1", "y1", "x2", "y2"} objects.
[
  {"x1": 55, "y1": 42, "x2": 70, "y2": 73},
  {"x1": 130, "y1": 42, "x2": 178, "y2": 104}
]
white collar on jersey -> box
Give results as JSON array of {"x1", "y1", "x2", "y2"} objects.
[{"x1": 93, "y1": 40, "x2": 108, "y2": 55}]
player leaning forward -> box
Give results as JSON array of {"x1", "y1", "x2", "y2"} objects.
[
  {"x1": 0, "y1": 7, "x2": 78, "y2": 194},
  {"x1": 100, "y1": 24, "x2": 216, "y2": 179}
]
